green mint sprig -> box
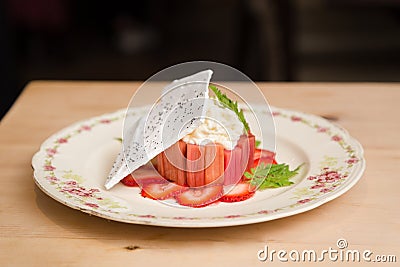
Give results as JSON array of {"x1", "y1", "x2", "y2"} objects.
[
  {"x1": 209, "y1": 85, "x2": 250, "y2": 132},
  {"x1": 244, "y1": 163, "x2": 302, "y2": 190}
]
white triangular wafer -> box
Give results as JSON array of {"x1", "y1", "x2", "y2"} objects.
[{"x1": 105, "y1": 70, "x2": 213, "y2": 189}]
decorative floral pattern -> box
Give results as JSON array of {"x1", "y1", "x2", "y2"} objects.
[
  {"x1": 57, "y1": 138, "x2": 68, "y2": 144},
  {"x1": 40, "y1": 113, "x2": 127, "y2": 213},
  {"x1": 287, "y1": 168, "x2": 346, "y2": 206},
  {"x1": 271, "y1": 109, "x2": 362, "y2": 210},
  {"x1": 272, "y1": 109, "x2": 360, "y2": 168},
  {"x1": 33, "y1": 106, "x2": 364, "y2": 225},
  {"x1": 81, "y1": 125, "x2": 92, "y2": 131}
]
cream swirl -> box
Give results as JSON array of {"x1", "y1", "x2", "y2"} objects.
[{"x1": 182, "y1": 99, "x2": 245, "y2": 150}]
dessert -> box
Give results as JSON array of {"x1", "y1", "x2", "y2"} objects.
[
  {"x1": 107, "y1": 70, "x2": 300, "y2": 207},
  {"x1": 154, "y1": 95, "x2": 254, "y2": 188}
]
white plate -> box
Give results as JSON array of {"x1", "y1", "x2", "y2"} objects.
[{"x1": 32, "y1": 105, "x2": 365, "y2": 227}]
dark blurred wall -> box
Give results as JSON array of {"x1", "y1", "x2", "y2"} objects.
[
  {"x1": 1, "y1": 1, "x2": 17, "y2": 118},
  {"x1": 1, "y1": 0, "x2": 400, "y2": 119}
]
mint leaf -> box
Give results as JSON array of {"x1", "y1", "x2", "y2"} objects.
[
  {"x1": 245, "y1": 163, "x2": 302, "y2": 190},
  {"x1": 255, "y1": 140, "x2": 261, "y2": 148},
  {"x1": 209, "y1": 85, "x2": 250, "y2": 132}
]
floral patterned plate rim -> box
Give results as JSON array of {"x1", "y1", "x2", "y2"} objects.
[{"x1": 32, "y1": 105, "x2": 365, "y2": 228}]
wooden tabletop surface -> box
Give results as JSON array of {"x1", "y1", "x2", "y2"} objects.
[{"x1": 0, "y1": 81, "x2": 399, "y2": 266}]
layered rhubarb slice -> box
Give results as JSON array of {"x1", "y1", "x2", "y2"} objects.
[
  {"x1": 186, "y1": 143, "x2": 205, "y2": 187},
  {"x1": 159, "y1": 140, "x2": 187, "y2": 186},
  {"x1": 154, "y1": 134, "x2": 255, "y2": 187}
]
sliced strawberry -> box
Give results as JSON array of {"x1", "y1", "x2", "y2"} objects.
[
  {"x1": 135, "y1": 176, "x2": 166, "y2": 186},
  {"x1": 121, "y1": 174, "x2": 139, "y2": 187},
  {"x1": 175, "y1": 185, "x2": 223, "y2": 207},
  {"x1": 254, "y1": 157, "x2": 277, "y2": 166},
  {"x1": 220, "y1": 182, "x2": 255, "y2": 203},
  {"x1": 141, "y1": 182, "x2": 186, "y2": 200},
  {"x1": 121, "y1": 174, "x2": 167, "y2": 187},
  {"x1": 254, "y1": 149, "x2": 276, "y2": 166},
  {"x1": 254, "y1": 148, "x2": 275, "y2": 161}
]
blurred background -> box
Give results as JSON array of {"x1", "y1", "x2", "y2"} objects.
[{"x1": 1, "y1": 0, "x2": 400, "y2": 118}]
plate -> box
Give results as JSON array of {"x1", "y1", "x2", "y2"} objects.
[{"x1": 32, "y1": 105, "x2": 365, "y2": 227}]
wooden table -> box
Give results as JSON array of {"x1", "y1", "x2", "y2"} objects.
[{"x1": 1, "y1": 81, "x2": 399, "y2": 266}]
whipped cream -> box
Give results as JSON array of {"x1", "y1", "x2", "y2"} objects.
[{"x1": 182, "y1": 99, "x2": 245, "y2": 150}]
